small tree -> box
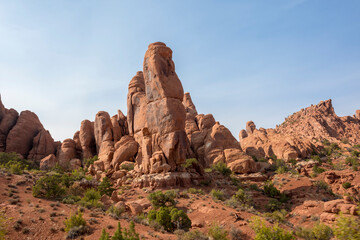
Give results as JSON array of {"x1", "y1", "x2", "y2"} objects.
[
  {"x1": 98, "y1": 177, "x2": 115, "y2": 196},
  {"x1": 99, "y1": 228, "x2": 110, "y2": 240}
]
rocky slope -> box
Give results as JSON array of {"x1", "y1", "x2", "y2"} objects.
[{"x1": 240, "y1": 99, "x2": 360, "y2": 160}]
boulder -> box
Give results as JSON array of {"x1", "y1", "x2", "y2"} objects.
[
  {"x1": 112, "y1": 136, "x2": 138, "y2": 166},
  {"x1": 57, "y1": 138, "x2": 77, "y2": 168},
  {"x1": 5, "y1": 111, "x2": 44, "y2": 158},
  {"x1": 40, "y1": 154, "x2": 57, "y2": 171}
]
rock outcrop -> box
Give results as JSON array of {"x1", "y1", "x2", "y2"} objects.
[
  {"x1": 240, "y1": 99, "x2": 360, "y2": 160},
  {"x1": 127, "y1": 42, "x2": 189, "y2": 174}
]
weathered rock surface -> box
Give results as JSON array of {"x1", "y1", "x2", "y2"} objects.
[
  {"x1": 79, "y1": 120, "x2": 96, "y2": 160},
  {"x1": 240, "y1": 99, "x2": 360, "y2": 160},
  {"x1": 127, "y1": 42, "x2": 189, "y2": 174},
  {"x1": 40, "y1": 154, "x2": 57, "y2": 171},
  {"x1": 57, "y1": 138, "x2": 77, "y2": 168},
  {"x1": 28, "y1": 129, "x2": 56, "y2": 162},
  {"x1": 5, "y1": 111, "x2": 46, "y2": 158}
]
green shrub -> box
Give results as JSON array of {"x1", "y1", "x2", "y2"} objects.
[
  {"x1": 351, "y1": 150, "x2": 360, "y2": 157},
  {"x1": 0, "y1": 152, "x2": 33, "y2": 174},
  {"x1": 251, "y1": 217, "x2": 295, "y2": 240},
  {"x1": 84, "y1": 155, "x2": 98, "y2": 169},
  {"x1": 32, "y1": 174, "x2": 66, "y2": 199},
  {"x1": 210, "y1": 189, "x2": 225, "y2": 201},
  {"x1": 99, "y1": 228, "x2": 110, "y2": 240},
  {"x1": 342, "y1": 182, "x2": 352, "y2": 189},
  {"x1": 353, "y1": 145, "x2": 360, "y2": 149},
  {"x1": 212, "y1": 162, "x2": 232, "y2": 177},
  {"x1": 313, "y1": 181, "x2": 334, "y2": 195},
  {"x1": 322, "y1": 139, "x2": 330, "y2": 146},
  {"x1": 170, "y1": 208, "x2": 192, "y2": 231},
  {"x1": 120, "y1": 163, "x2": 134, "y2": 171},
  {"x1": 64, "y1": 210, "x2": 87, "y2": 232},
  {"x1": 148, "y1": 207, "x2": 191, "y2": 232},
  {"x1": 185, "y1": 188, "x2": 204, "y2": 195},
  {"x1": 263, "y1": 181, "x2": 280, "y2": 198},
  {"x1": 264, "y1": 209, "x2": 288, "y2": 223},
  {"x1": 79, "y1": 188, "x2": 102, "y2": 208},
  {"x1": 175, "y1": 229, "x2": 208, "y2": 240},
  {"x1": 208, "y1": 223, "x2": 229, "y2": 240},
  {"x1": 62, "y1": 195, "x2": 81, "y2": 204},
  {"x1": 346, "y1": 156, "x2": 359, "y2": 167},
  {"x1": 98, "y1": 177, "x2": 114, "y2": 197},
  {"x1": 182, "y1": 158, "x2": 198, "y2": 169},
  {"x1": 0, "y1": 210, "x2": 7, "y2": 240},
  {"x1": 296, "y1": 223, "x2": 333, "y2": 240},
  {"x1": 311, "y1": 155, "x2": 322, "y2": 163},
  {"x1": 313, "y1": 165, "x2": 326, "y2": 174},
  {"x1": 333, "y1": 215, "x2": 360, "y2": 240},
  {"x1": 148, "y1": 190, "x2": 176, "y2": 208},
  {"x1": 232, "y1": 188, "x2": 250, "y2": 205},
  {"x1": 148, "y1": 207, "x2": 172, "y2": 231},
  {"x1": 276, "y1": 166, "x2": 287, "y2": 174},
  {"x1": 265, "y1": 199, "x2": 282, "y2": 212},
  {"x1": 112, "y1": 221, "x2": 140, "y2": 240},
  {"x1": 106, "y1": 205, "x2": 125, "y2": 219}
]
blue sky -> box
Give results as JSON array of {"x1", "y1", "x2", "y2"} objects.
[{"x1": 0, "y1": 0, "x2": 360, "y2": 141}]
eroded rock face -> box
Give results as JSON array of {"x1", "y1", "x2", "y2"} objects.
[
  {"x1": 356, "y1": 110, "x2": 360, "y2": 120},
  {"x1": 28, "y1": 129, "x2": 56, "y2": 162},
  {"x1": 57, "y1": 138, "x2": 77, "y2": 168},
  {"x1": 79, "y1": 120, "x2": 96, "y2": 160},
  {"x1": 40, "y1": 154, "x2": 57, "y2": 171},
  {"x1": 0, "y1": 108, "x2": 18, "y2": 151},
  {"x1": 240, "y1": 100, "x2": 360, "y2": 160},
  {"x1": 5, "y1": 111, "x2": 45, "y2": 158},
  {"x1": 127, "y1": 42, "x2": 189, "y2": 174}
]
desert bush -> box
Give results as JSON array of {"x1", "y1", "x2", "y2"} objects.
[
  {"x1": 62, "y1": 195, "x2": 81, "y2": 204},
  {"x1": 212, "y1": 162, "x2": 232, "y2": 176},
  {"x1": 251, "y1": 217, "x2": 295, "y2": 240},
  {"x1": 232, "y1": 188, "x2": 250, "y2": 205},
  {"x1": 263, "y1": 181, "x2": 280, "y2": 198},
  {"x1": 276, "y1": 166, "x2": 287, "y2": 174},
  {"x1": 346, "y1": 156, "x2": 359, "y2": 167},
  {"x1": 120, "y1": 162, "x2": 134, "y2": 171},
  {"x1": 79, "y1": 188, "x2": 102, "y2": 208},
  {"x1": 208, "y1": 223, "x2": 229, "y2": 240},
  {"x1": 264, "y1": 209, "x2": 288, "y2": 223},
  {"x1": 229, "y1": 227, "x2": 242, "y2": 240},
  {"x1": 296, "y1": 223, "x2": 333, "y2": 240},
  {"x1": 98, "y1": 177, "x2": 114, "y2": 197},
  {"x1": 64, "y1": 210, "x2": 87, "y2": 232},
  {"x1": 311, "y1": 155, "x2": 322, "y2": 163},
  {"x1": 32, "y1": 174, "x2": 66, "y2": 199},
  {"x1": 148, "y1": 207, "x2": 191, "y2": 232},
  {"x1": 111, "y1": 221, "x2": 140, "y2": 240},
  {"x1": 313, "y1": 165, "x2": 326, "y2": 174},
  {"x1": 99, "y1": 228, "x2": 110, "y2": 240},
  {"x1": 265, "y1": 199, "x2": 282, "y2": 212},
  {"x1": 148, "y1": 190, "x2": 176, "y2": 208},
  {"x1": 185, "y1": 188, "x2": 204, "y2": 195},
  {"x1": 0, "y1": 152, "x2": 33, "y2": 174},
  {"x1": 342, "y1": 182, "x2": 352, "y2": 189},
  {"x1": 313, "y1": 181, "x2": 334, "y2": 195},
  {"x1": 182, "y1": 158, "x2": 198, "y2": 169},
  {"x1": 0, "y1": 210, "x2": 7, "y2": 240},
  {"x1": 351, "y1": 150, "x2": 360, "y2": 157},
  {"x1": 175, "y1": 229, "x2": 208, "y2": 240},
  {"x1": 106, "y1": 205, "x2": 125, "y2": 219},
  {"x1": 84, "y1": 155, "x2": 98, "y2": 169},
  {"x1": 333, "y1": 214, "x2": 360, "y2": 240},
  {"x1": 210, "y1": 189, "x2": 226, "y2": 201}
]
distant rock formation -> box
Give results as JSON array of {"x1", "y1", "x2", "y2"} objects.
[
  {"x1": 240, "y1": 99, "x2": 360, "y2": 160},
  {"x1": 0, "y1": 95, "x2": 57, "y2": 162}
]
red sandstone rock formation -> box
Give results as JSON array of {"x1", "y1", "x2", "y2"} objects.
[{"x1": 240, "y1": 99, "x2": 360, "y2": 160}]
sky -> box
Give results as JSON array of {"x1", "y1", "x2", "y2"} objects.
[{"x1": 0, "y1": 0, "x2": 360, "y2": 141}]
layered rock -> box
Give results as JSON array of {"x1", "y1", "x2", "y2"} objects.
[
  {"x1": 28, "y1": 129, "x2": 56, "y2": 162},
  {"x1": 240, "y1": 99, "x2": 360, "y2": 160}
]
